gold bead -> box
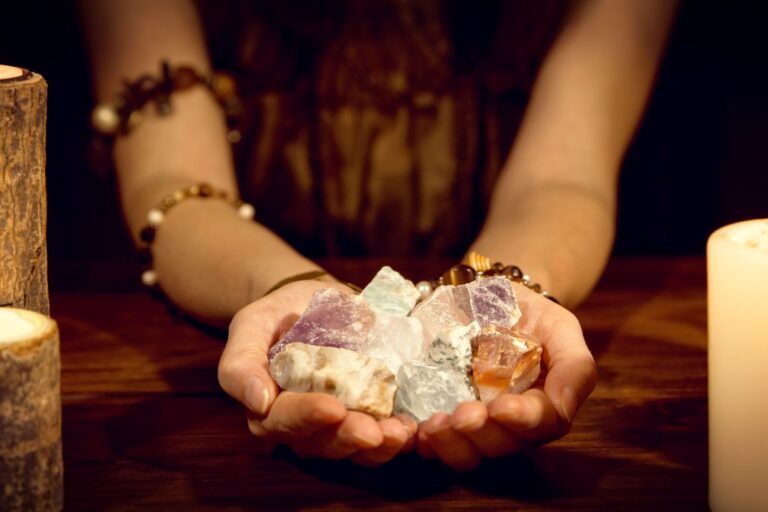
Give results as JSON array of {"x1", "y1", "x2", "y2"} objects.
[
  {"x1": 441, "y1": 264, "x2": 476, "y2": 285},
  {"x1": 91, "y1": 103, "x2": 119, "y2": 134}
]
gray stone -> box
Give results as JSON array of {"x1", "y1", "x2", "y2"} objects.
[{"x1": 394, "y1": 361, "x2": 477, "y2": 422}]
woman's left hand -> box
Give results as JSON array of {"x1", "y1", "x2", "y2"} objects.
[{"x1": 415, "y1": 284, "x2": 597, "y2": 471}]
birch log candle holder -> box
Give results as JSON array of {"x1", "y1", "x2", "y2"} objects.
[
  {"x1": 0, "y1": 309, "x2": 63, "y2": 511},
  {"x1": 0, "y1": 65, "x2": 62, "y2": 511},
  {"x1": 0, "y1": 64, "x2": 49, "y2": 315}
]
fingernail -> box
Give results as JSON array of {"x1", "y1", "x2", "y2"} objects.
[
  {"x1": 560, "y1": 386, "x2": 576, "y2": 424},
  {"x1": 246, "y1": 377, "x2": 270, "y2": 416}
]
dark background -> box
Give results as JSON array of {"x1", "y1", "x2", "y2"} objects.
[{"x1": 1, "y1": 0, "x2": 766, "y2": 289}]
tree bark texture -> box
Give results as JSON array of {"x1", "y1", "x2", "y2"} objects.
[
  {"x1": 0, "y1": 69, "x2": 49, "y2": 315},
  {"x1": 0, "y1": 308, "x2": 63, "y2": 511}
]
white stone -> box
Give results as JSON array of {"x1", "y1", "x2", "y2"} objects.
[
  {"x1": 269, "y1": 342, "x2": 396, "y2": 418},
  {"x1": 428, "y1": 321, "x2": 479, "y2": 375}
]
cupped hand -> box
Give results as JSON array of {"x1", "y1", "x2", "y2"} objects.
[
  {"x1": 218, "y1": 279, "x2": 417, "y2": 465},
  {"x1": 417, "y1": 283, "x2": 597, "y2": 471}
]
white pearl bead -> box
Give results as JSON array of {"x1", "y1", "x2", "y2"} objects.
[
  {"x1": 522, "y1": 274, "x2": 531, "y2": 284},
  {"x1": 91, "y1": 104, "x2": 119, "y2": 134},
  {"x1": 238, "y1": 203, "x2": 255, "y2": 220},
  {"x1": 141, "y1": 269, "x2": 158, "y2": 287},
  {"x1": 147, "y1": 209, "x2": 164, "y2": 226},
  {"x1": 416, "y1": 280, "x2": 433, "y2": 300}
]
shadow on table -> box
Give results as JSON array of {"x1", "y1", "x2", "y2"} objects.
[{"x1": 272, "y1": 444, "x2": 624, "y2": 504}]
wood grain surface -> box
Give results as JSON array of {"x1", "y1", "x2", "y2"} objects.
[{"x1": 56, "y1": 257, "x2": 708, "y2": 511}]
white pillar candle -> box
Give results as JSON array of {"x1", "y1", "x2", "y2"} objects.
[{"x1": 708, "y1": 219, "x2": 768, "y2": 512}]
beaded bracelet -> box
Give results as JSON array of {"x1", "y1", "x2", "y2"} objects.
[
  {"x1": 136, "y1": 183, "x2": 255, "y2": 288},
  {"x1": 91, "y1": 60, "x2": 241, "y2": 144},
  {"x1": 415, "y1": 251, "x2": 560, "y2": 304}
]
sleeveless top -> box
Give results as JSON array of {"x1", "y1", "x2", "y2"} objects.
[{"x1": 199, "y1": 0, "x2": 566, "y2": 257}]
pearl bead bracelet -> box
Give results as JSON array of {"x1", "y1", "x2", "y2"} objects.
[
  {"x1": 136, "y1": 183, "x2": 255, "y2": 288},
  {"x1": 415, "y1": 251, "x2": 559, "y2": 304}
]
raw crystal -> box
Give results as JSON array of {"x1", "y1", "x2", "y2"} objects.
[
  {"x1": 268, "y1": 288, "x2": 374, "y2": 359},
  {"x1": 471, "y1": 326, "x2": 542, "y2": 402},
  {"x1": 361, "y1": 312, "x2": 424, "y2": 375},
  {"x1": 410, "y1": 277, "x2": 521, "y2": 348},
  {"x1": 428, "y1": 321, "x2": 480, "y2": 376},
  {"x1": 268, "y1": 265, "x2": 541, "y2": 420},
  {"x1": 394, "y1": 361, "x2": 477, "y2": 422},
  {"x1": 466, "y1": 276, "x2": 521, "y2": 329},
  {"x1": 361, "y1": 266, "x2": 421, "y2": 316},
  {"x1": 410, "y1": 285, "x2": 472, "y2": 348},
  {"x1": 269, "y1": 342, "x2": 396, "y2": 418}
]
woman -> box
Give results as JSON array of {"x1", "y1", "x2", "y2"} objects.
[{"x1": 82, "y1": 0, "x2": 678, "y2": 470}]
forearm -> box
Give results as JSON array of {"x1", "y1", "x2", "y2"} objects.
[
  {"x1": 472, "y1": 0, "x2": 678, "y2": 307},
  {"x1": 471, "y1": 180, "x2": 614, "y2": 308},
  {"x1": 81, "y1": 0, "x2": 319, "y2": 324}
]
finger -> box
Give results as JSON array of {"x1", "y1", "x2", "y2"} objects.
[
  {"x1": 543, "y1": 347, "x2": 597, "y2": 425},
  {"x1": 517, "y1": 300, "x2": 598, "y2": 427},
  {"x1": 421, "y1": 413, "x2": 482, "y2": 471},
  {"x1": 487, "y1": 389, "x2": 561, "y2": 442},
  {"x1": 393, "y1": 414, "x2": 418, "y2": 454},
  {"x1": 416, "y1": 428, "x2": 437, "y2": 460},
  {"x1": 311, "y1": 411, "x2": 383, "y2": 459},
  {"x1": 450, "y1": 402, "x2": 522, "y2": 457},
  {"x1": 218, "y1": 300, "x2": 285, "y2": 415},
  {"x1": 260, "y1": 391, "x2": 347, "y2": 438},
  {"x1": 350, "y1": 417, "x2": 412, "y2": 466}
]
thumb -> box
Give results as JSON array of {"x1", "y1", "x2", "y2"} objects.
[
  {"x1": 218, "y1": 300, "x2": 284, "y2": 416},
  {"x1": 543, "y1": 348, "x2": 597, "y2": 425}
]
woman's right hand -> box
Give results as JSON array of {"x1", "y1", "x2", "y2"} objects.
[{"x1": 218, "y1": 279, "x2": 417, "y2": 465}]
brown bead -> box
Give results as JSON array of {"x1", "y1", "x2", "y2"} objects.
[
  {"x1": 501, "y1": 265, "x2": 523, "y2": 281},
  {"x1": 135, "y1": 247, "x2": 153, "y2": 266},
  {"x1": 198, "y1": 183, "x2": 213, "y2": 197},
  {"x1": 441, "y1": 264, "x2": 476, "y2": 285},
  {"x1": 492, "y1": 262, "x2": 504, "y2": 272},
  {"x1": 530, "y1": 283, "x2": 542, "y2": 293},
  {"x1": 139, "y1": 226, "x2": 156, "y2": 243},
  {"x1": 173, "y1": 66, "x2": 200, "y2": 89}
]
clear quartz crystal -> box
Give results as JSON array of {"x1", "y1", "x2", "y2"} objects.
[
  {"x1": 410, "y1": 285, "x2": 473, "y2": 349},
  {"x1": 268, "y1": 288, "x2": 374, "y2": 359},
  {"x1": 361, "y1": 312, "x2": 424, "y2": 375}
]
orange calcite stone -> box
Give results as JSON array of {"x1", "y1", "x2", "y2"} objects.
[{"x1": 471, "y1": 327, "x2": 542, "y2": 401}]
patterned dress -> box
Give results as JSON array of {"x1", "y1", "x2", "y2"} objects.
[{"x1": 200, "y1": 0, "x2": 566, "y2": 257}]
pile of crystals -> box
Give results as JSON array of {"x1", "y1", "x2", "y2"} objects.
[{"x1": 268, "y1": 266, "x2": 542, "y2": 421}]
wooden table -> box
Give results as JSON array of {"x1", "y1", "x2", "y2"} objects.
[{"x1": 55, "y1": 257, "x2": 708, "y2": 510}]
